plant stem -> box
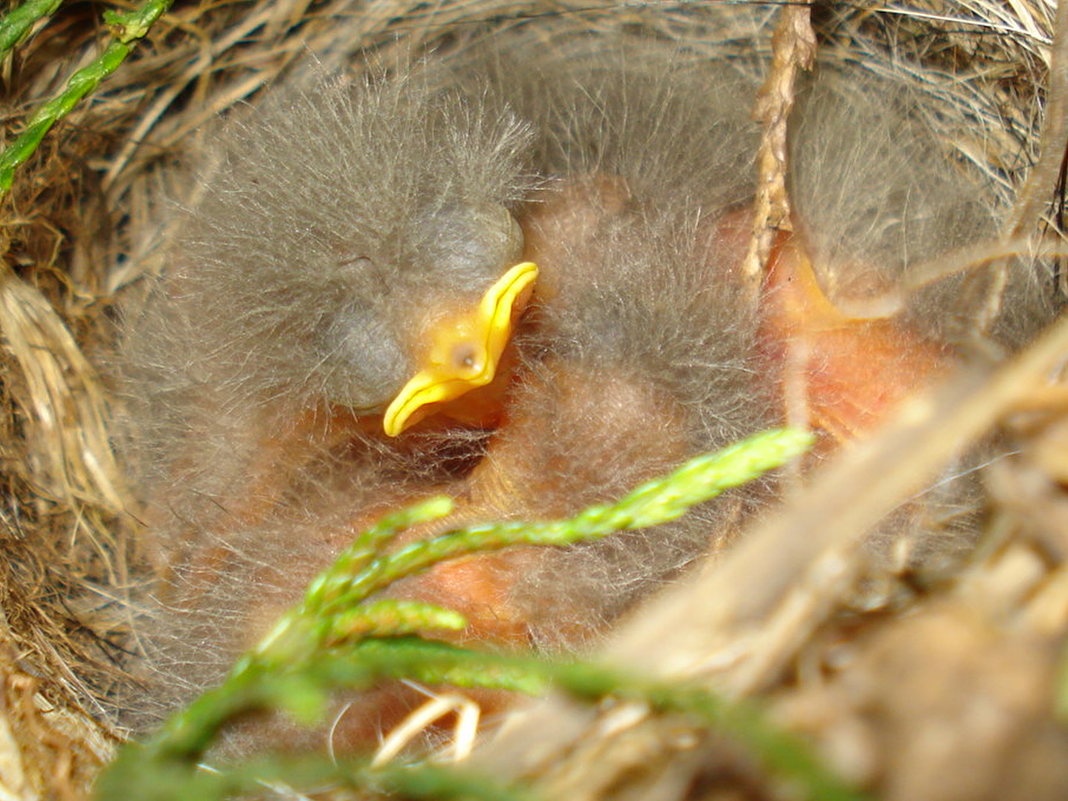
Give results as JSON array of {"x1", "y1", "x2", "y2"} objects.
[
  {"x1": 0, "y1": 0, "x2": 174, "y2": 196},
  {"x1": 0, "y1": 0, "x2": 62, "y2": 56}
]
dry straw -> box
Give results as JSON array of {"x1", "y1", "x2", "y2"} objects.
[{"x1": 0, "y1": 1, "x2": 1066, "y2": 800}]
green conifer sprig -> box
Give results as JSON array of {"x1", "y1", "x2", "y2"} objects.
[
  {"x1": 255, "y1": 427, "x2": 812, "y2": 671},
  {"x1": 95, "y1": 428, "x2": 848, "y2": 801},
  {"x1": 0, "y1": 0, "x2": 62, "y2": 55},
  {"x1": 0, "y1": 0, "x2": 174, "y2": 196}
]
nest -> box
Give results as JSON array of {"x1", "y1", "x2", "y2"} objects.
[{"x1": 1, "y1": 0, "x2": 1066, "y2": 799}]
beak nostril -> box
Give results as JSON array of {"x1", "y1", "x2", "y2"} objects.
[{"x1": 453, "y1": 345, "x2": 480, "y2": 371}]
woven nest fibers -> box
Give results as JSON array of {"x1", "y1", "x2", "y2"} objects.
[{"x1": 1, "y1": 2, "x2": 1067, "y2": 800}]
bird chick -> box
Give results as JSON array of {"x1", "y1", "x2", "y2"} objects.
[
  {"x1": 120, "y1": 68, "x2": 538, "y2": 549},
  {"x1": 369, "y1": 37, "x2": 773, "y2": 654},
  {"x1": 770, "y1": 68, "x2": 1063, "y2": 572},
  {"x1": 787, "y1": 72, "x2": 1062, "y2": 349}
]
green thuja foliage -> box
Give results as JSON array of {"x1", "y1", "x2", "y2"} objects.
[
  {"x1": 0, "y1": 0, "x2": 173, "y2": 195},
  {"x1": 0, "y1": 0, "x2": 62, "y2": 55},
  {"x1": 96, "y1": 428, "x2": 868, "y2": 801}
]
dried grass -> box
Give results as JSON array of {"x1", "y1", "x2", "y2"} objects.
[{"x1": 1, "y1": 0, "x2": 1066, "y2": 799}]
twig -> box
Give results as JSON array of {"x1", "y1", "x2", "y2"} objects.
[
  {"x1": 97, "y1": 640, "x2": 865, "y2": 801},
  {"x1": 256, "y1": 428, "x2": 813, "y2": 667},
  {"x1": 740, "y1": 0, "x2": 816, "y2": 284},
  {"x1": 1009, "y1": 0, "x2": 1068, "y2": 235}
]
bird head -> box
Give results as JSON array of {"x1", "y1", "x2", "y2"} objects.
[{"x1": 158, "y1": 68, "x2": 539, "y2": 437}]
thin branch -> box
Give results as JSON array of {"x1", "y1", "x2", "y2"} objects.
[
  {"x1": 0, "y1": 0, "x2": 61, "y2": 56},
  {"x1": 0, "y1": 0, "x2": 174, "y2": 197},
  {"x1": 740, "y1": 0, "x2": 816, "y2": 284}
]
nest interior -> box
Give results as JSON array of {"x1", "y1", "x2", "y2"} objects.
[{"x1": 1, "y1": 1, "x2": 1068, "y2": 799}]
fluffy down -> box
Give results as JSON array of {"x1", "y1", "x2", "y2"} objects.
[{"x1": 113, "y1": 22, "x2": 1062, "y2": 752}]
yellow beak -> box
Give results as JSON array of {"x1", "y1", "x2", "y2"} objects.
[{"x1": 382, "y1": 261, "x2": 539, "y2": 437}]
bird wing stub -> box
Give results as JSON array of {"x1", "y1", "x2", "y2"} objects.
[{"x1": 382, "y1": 261, "x2": 539, "y2": 436}]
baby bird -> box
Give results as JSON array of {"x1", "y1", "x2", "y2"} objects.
[
  {"x1": 120, "y1": 68, "x2": 538, "y2": 549},
  {"x1": 787, "y1": 72, "x2": 1060, "y2": 351}
]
